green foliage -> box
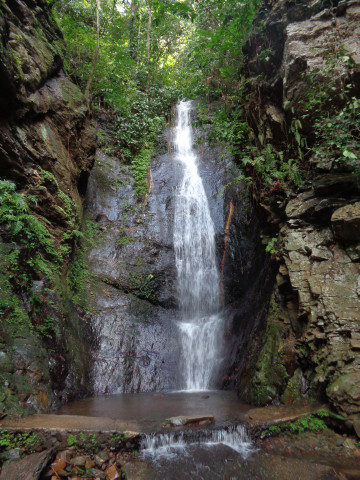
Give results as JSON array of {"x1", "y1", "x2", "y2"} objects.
[
  {"x1": 36, "y1": 315, "x2": 59, "y2": 339},
  {"x1": 110, "y1": 433, "x2": 123, "y2": 446},
  {"x1": 67, "y1": 220, "x2": 101, "y2": 308},
  {"x1": 300, "y1": 49, "x2": 360, "y2": 169},
  {"x1": 0, "y1": 180, "x2": 61, "y2": 282},
  {"x1": 247, "y1": 321, "x2": 290, "y2": 406},
  {"x1": 260, "y1": 414, "x2": 327, "y2": 438},
  {"x1": 311, "y1": 96, "x2": 360, "y2": 166},
  {"x1": 132, "y1": 147, "x2": 152, "y2": 199},
  {"x1": 88, "y1": 433, "x2": 97, "y2": 446},
  {"x1": 129, "y1": 273, "x2": 156, "y2": 301},
  {"x1": 0, "y1": 430, "x2": 41, "y2": 452},
  {"x1": 54, "y1": 0, "x2": 182, "y2": 200},
  {"x1": 67, "y1": 433, "x2": 78, "y2": 448},
  {"x1": 118, "y1": 236, "x2": 136, "y2": 246},
  {"x1": 240, "y1": 144, "x2": 301, "y2": 188},
  {"x1": 0, "y1": 243, "x2": 32, "y2": 333},
  {"x1": 203, "y1": 105, "x2": 249, "y2": 153},
  {"x1": 66, "y1": 432, "x2": 98, "y2": 450},
  {"x1": 195, "y1": 101, "x2": 302, "y2": 192},
  {"x1": 177, "y1": 0, "x2": 261, "y2": 98},
  {"x1": 265, "y1": 236, "x2": 279, "y2": 255}
]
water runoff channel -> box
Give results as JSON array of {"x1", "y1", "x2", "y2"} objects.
[{"x1": 58, "y1": 101, "x2": 255, "y2": 475}]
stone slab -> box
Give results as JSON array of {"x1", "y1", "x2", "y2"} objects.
[
  {"x1": 0, "y1": 448, "x2": 54, "y2": 480},
  {"x1": 0, "y1": 414, "x2": 141, "y2": 434},
  {"x1": 244, "y1": 403, "x2": 321, "y2": 426}
]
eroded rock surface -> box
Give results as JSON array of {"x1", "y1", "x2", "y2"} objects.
[
  {"x1": 241, "y1": 0, "x2": 360, "y2": 423},
  {"x1": 85, "y1": 108, "x2": 273, "y2": 393},
  {"x1": 0, "y1": 0, "x2": 96, "y2": 413}
]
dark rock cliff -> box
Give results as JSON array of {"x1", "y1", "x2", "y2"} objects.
[
  {"x1": 0, "y1": 0, "x2": 96, "y2": 414},
  {"x1": 83, "y1": 108, "x2": 274, "y2": 393},
  {"x1": 239, "y1": 0, "x2": 360, "y2": 429}
]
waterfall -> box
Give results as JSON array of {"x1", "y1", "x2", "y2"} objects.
[
  {"x1": 141, "y1": 425, "x2": 253, "y2": 459},
  {"x1": 173, "y1": 100, "x2": 223, "y2": 390}
]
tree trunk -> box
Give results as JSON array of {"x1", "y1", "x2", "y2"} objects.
[
  {"x1": 129, "y1": 0, "x2": 136, "y2": 59},
  {"x1": 146, "y1": 2, "x2": 152, "y2": 91},
  {"x1": 136, "y1": 0, "x2": 142, "y2": 64},
  {"x1": 146, "y1": 3, "x2": 152, "y2": 66},
  {"x1": 85, "y1": 0, "x2": 100, "y2": 105}
]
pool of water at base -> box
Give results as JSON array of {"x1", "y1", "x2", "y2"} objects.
[
  {"x1": 56, "y1": 391, "x2": 360, "y2": 480},
  {"x1": 56, "y1": 390, "x2": 251, "y2": 427}
]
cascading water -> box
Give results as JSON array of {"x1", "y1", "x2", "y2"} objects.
[
  {"x1": 141, "y1": 425, "x2": 253, "y2": 460},
  {"x1": 173, "y1": 100, "x2": 223, "y2": 390}
]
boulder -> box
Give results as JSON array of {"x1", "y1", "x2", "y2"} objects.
[
  {"x1": 331, "y1": 202, "x2": 360, "y2": 244},
  {"x1": 163, "y1": 415, "x2": 215, "y2": 427},
  {"x1": 0, "y1": 448, "x2": 54, "y2": 480}
]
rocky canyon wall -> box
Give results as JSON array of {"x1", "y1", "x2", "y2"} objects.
[
  {"x1": 0, "y1": 0, "x2": 96, "y2": 415},
  {"x1": 239, "y1": 0, "x2": 360, "y2": 429}
]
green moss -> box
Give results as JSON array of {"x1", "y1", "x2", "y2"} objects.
[
  {"x1": 67, "y1": 219, "x2": 101, "y2": 308},
  {"x1": 60, "y1": 79, "x2": 85, "y2": 109},
  {"x1": 260, "y1": 414, "x2": 327, "y2": 438},
  {"x1": 281, "y1": 369, "x2": 303, "y2": 404},
  {"x1": 0, "y1": 241, "x2": 33, "y2": 337},
  {"x1": 246, "y1": 320, "x2": 290, "y2": 406},
  {"x1": 118, "y1": 236, "x2": 136, "y2": 246},
  {"x1": 132, "y1": 147, "x2": 152, "y2": 199}
]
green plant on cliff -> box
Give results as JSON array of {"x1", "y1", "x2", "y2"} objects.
[
  {"x1": 67, "y1": 219, "x2": 101, "y2": 308},
  {"x1": 301, "y1": 50, "x2": 360, "y2": 169},
  {"x1": 265, "y1": 236, "x2": 279, "y2": 255},
  {"x1": 0, "y1": 242, "x2": 32, "y2": 334},
  {"x1": 132, "y1": 147, "x2": 152, "y2": 199},
  {"x1": 129, "y1": 273, "x2": 156, "y2": 301},
  {"x1": 312, "y1": 95, "x2": 360, "y2": 167},
  {"x1": 0, "y1": 180, "x2": 61, "y2": 287},
  {"x1": 36, "y1": 315, "x2": 59, "y2": 339}
]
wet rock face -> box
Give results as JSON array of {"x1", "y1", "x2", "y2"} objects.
[
  {"x1": 242, "y1": 0, "x2": 360, "y2": 419},
  {"x1": 0, "y1": 0, "x2": 96, "y2": 217},
  {"x1": 0, "y1": 0, "x2": 96, "y2": 413},
  {"x1": 86, "y1": 111, "x2": 272, "y2": 393},
  {"x1": 85, "y1": 140, "x2": 182, "y2": 393}
]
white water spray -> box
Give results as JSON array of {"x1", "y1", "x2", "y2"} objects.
[
  {"x1": 141, "y1": 425, "x2": 253, "y2": 460},
  {"x1": 173, "y1": 100, "x2": 223, "y2": 390}
]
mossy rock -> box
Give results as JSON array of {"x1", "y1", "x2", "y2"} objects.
[{"x1": 245, "y1": 321, "x2": 290, "y2": 406}]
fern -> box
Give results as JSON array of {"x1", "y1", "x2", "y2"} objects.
[{"x1": 0, "y1": 180, "x2": 61, "y2": 284}]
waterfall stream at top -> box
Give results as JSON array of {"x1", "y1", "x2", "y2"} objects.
[{"x1": 173, "y1": 100, "x2": 223, "y2": 390}]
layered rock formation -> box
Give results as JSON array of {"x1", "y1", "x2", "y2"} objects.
[
  {"x1": 240, "y1": 0, "x2": 360, "y2": 426},
  {"x1": 0, "y1": 0, "x2": 96, "y2": 414}
]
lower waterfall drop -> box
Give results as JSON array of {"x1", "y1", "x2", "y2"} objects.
[
  {"x1": 141, "y1": 425, "x2": 253, "y2": 460},
  {"x1": 173, "y1": 100, "x2": 223, "y2": 390}
]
